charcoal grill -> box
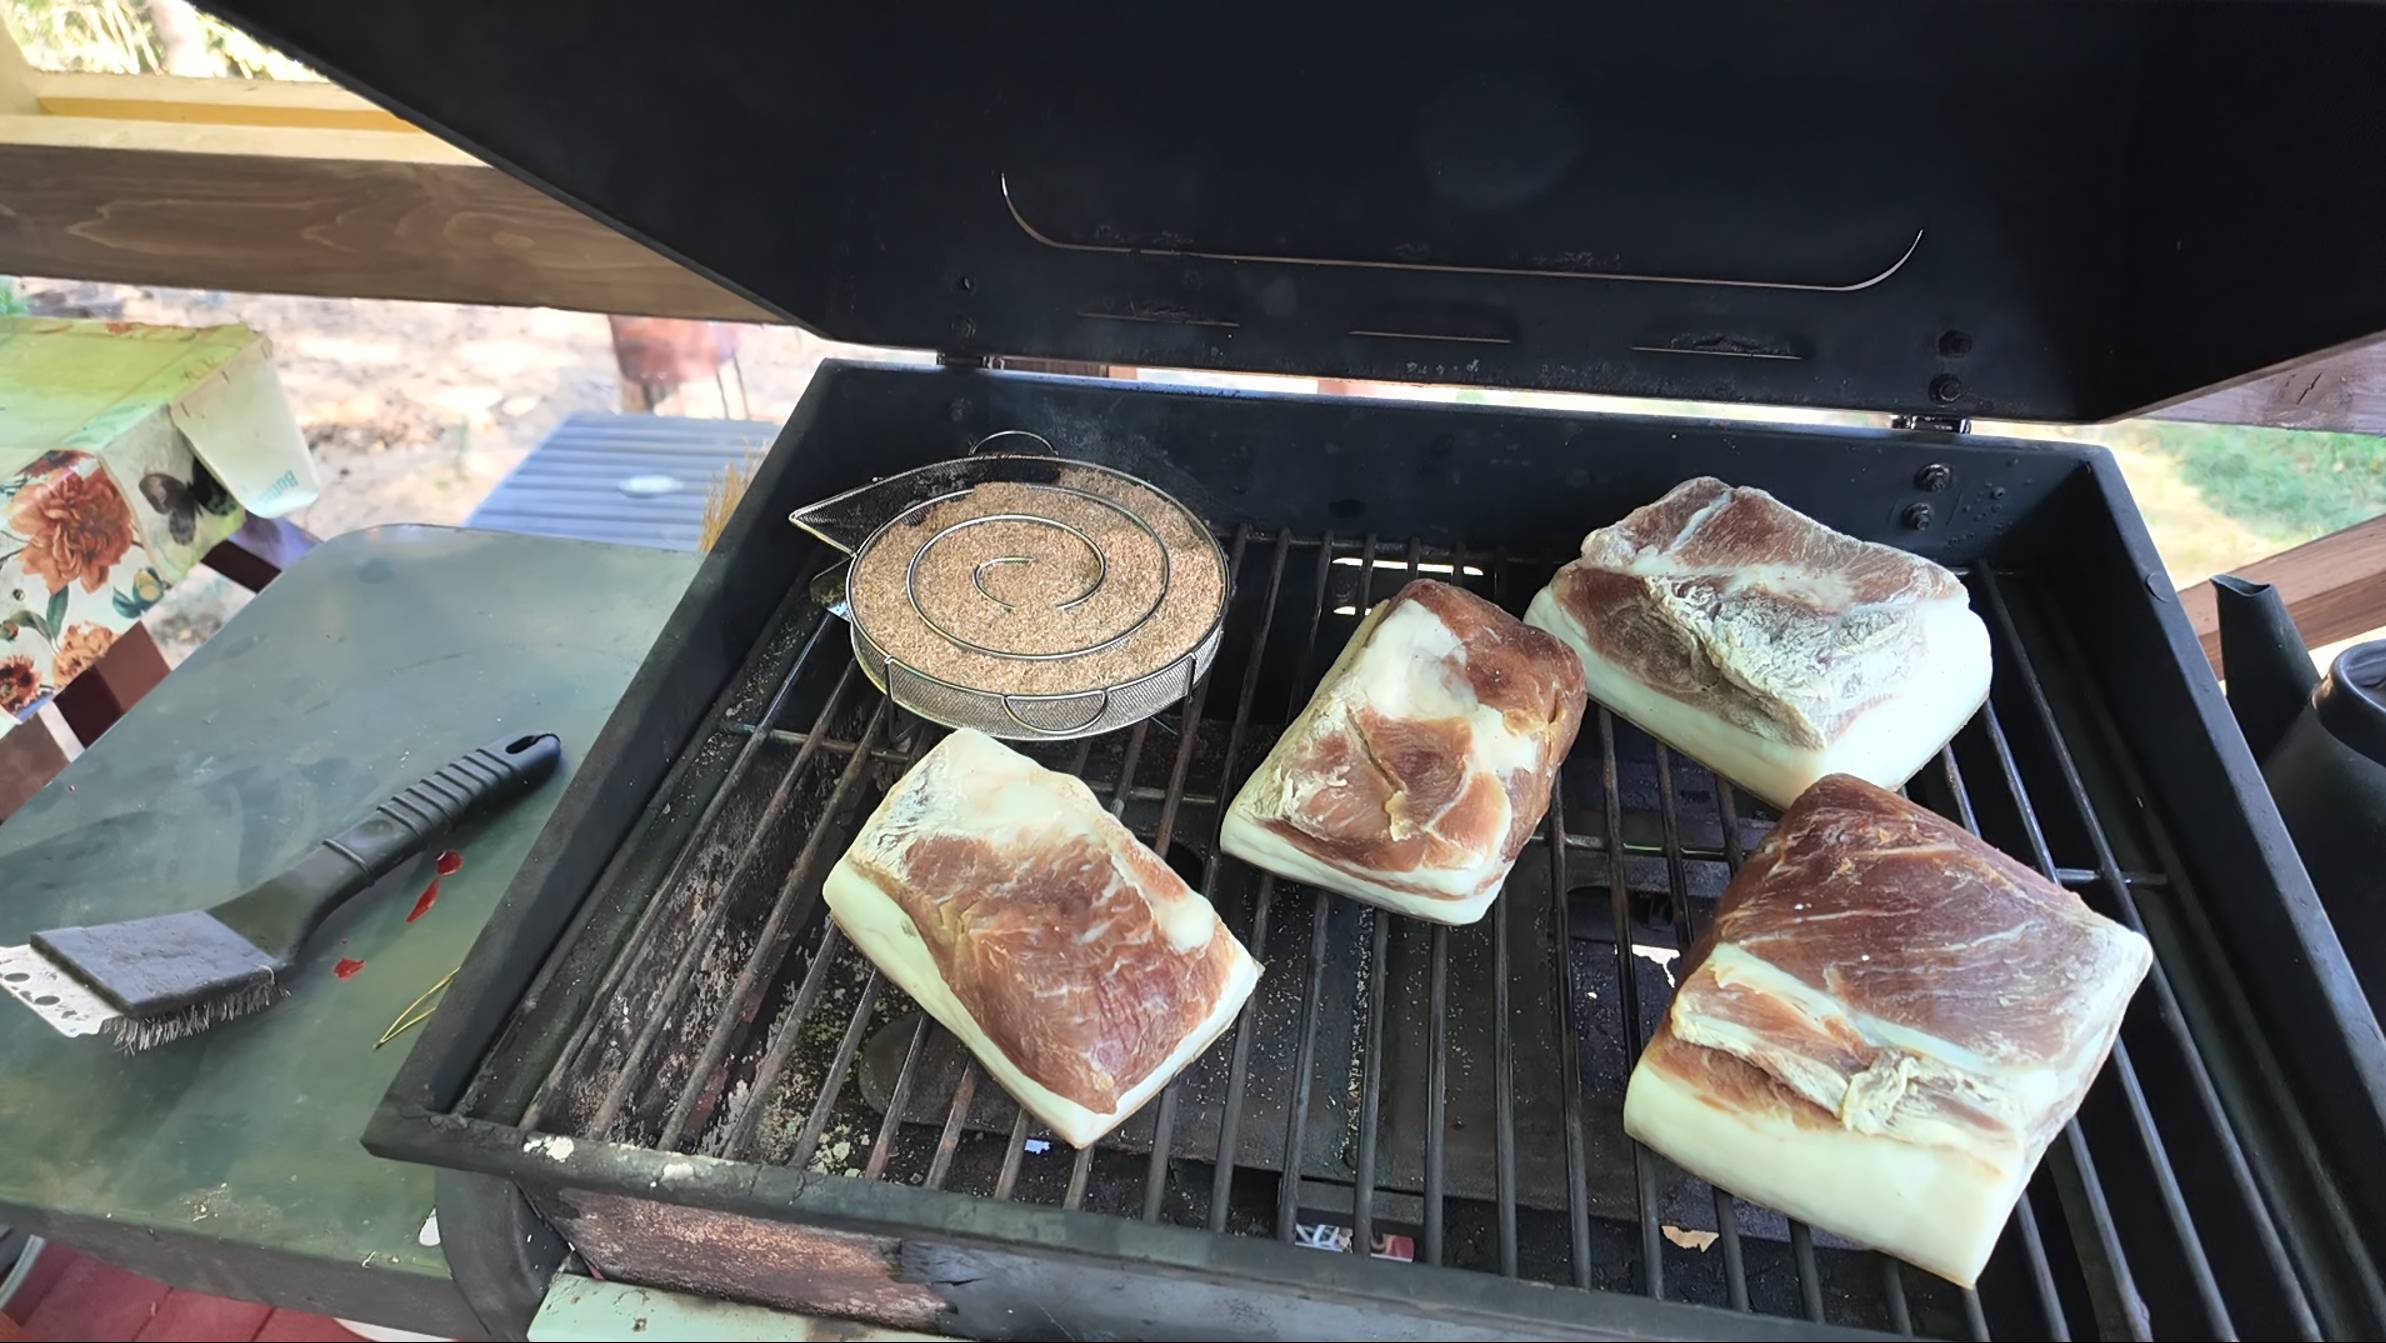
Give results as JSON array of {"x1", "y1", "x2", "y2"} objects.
[{"x1": 200, "y1": 2, "x2": 2386, "y2": 1338}]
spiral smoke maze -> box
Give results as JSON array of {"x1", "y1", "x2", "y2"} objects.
[
  {"x1": 901, "y1": 489, "x2": 1173, "y2": 663},
  {"x1": 838, "y1": 463, "x2": 1224, "y2": 740}
]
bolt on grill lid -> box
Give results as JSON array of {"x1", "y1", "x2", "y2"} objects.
[{"x1": 199, "y1": 1, "x2": 2386, "y2": 423}]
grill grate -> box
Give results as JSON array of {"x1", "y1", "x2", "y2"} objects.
[{"x1": 483, "y1": 526, "x2": 2366, "y2": 1339}]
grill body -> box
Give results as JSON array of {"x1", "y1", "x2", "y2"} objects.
[{"x1": 370, "y1": 363, "x2": 2386, "y2": 1340}]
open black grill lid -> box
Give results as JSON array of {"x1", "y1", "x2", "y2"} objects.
[{"x1": 204, "y1": 1, "x2": 2386, "y2": 423}]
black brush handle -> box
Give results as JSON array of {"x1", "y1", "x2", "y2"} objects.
[{"x1": 208, "y1": 733, "x2": 562, "y2": 963}]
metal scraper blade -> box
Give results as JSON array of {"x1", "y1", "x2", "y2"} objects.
[{"x1": 0, "y1": 943, "x2": 117, "y2": 1038}]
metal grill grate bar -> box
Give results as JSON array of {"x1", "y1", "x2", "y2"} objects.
[
  {"x1": 1135, "y1": 527, "x2": 1255, "y2": 1222},
  {"x1": 864, "y1": 1015, "x2": 931, "y2": 1180},
  {"x1": 1353, "y1": 903, "x2": 1390, "y2": 1253},
  {"x1": 1424, "y1": 922, "x2": 1452, "y2": 1265},
  {"x1": 1882, "y1": 1261, "x2": 1914, "y2": 1336},
  {"x1": 1208, "y1": 894, "x2": 1275, "y2": 1232},
  {"x1": 726, "y1": 923, "x2": 845, "y2": 1156},
  {"x1": 1277, "y1": 534, "x2": 1376, "y2": 1244},
  {"x1": 1597, "y1": 707, "x2": 1667, "y2": 1296},
  {"x1": 1547, "y1": 822, "x2": 2153, "y2": 891},
  {"x1": 1788, "y1": 1223, "x2": 1825, "y2": 1321},
  {"x1": 1276, "y1": 887, "x2": 1332, "y2": 1240},
  {"x1": 1064, "y1": 1139, "x2": 1094, "y2": 1210},
  {"x1": 1707, "y1": 782, "x2": 1765, "y2": 1307},
  {"x1": 1546, "y1": 774, "x2": 1594, "y2": 1290},
  {"x1": 1962, "y1": 1286, "x2": 1994, "y2": 1342},
  {"x1": 1350, "y1": 546, "x2": 1431, "y2": 1261},
  {"x1": 1664, "y1": 754, "x2": 1751, "y2": 1311},
  {"x1": 925, "y1": 1063, "x2": 979, "y2": 1191},
  {"x1": 1056, "y1": 734, "x2": 1105, "y2": 1210},
  {"x1": 1184, "y1": 527, "x2": 1291, "y2": 1226},
  {"x1": 1485, "y1": 546, "x2": 1521, "y2": 1279},
  {"x1": 1210, "y1": 532, "x2": 1330, "y2": 1234},
  {"x1": 755, "y1": 710, "x2": 941, "y2": 1167},
  {"x1": 993, "y1": 1105, "x2": 1031, "y2": 1200}
]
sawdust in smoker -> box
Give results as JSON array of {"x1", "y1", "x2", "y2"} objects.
[{"x1": 848, "y1": 473, "x2": 1224, "y2": 697}]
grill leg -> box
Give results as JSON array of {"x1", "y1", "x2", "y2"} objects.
[{"x1": 436, "y1": 1168, "x2": 567, "y2": 1340}]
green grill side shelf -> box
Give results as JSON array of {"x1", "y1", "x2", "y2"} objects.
[{"x1": 0, "y1": 525, "x2": 696, "y2": 1337}]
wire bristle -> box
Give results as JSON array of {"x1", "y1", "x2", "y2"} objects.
[
  {"x1": 699, "y1": 450, "x2": 763, "y2": 554},
  {"x1": 104, "y1": 979, "x2": 282, "y2": 1052}
]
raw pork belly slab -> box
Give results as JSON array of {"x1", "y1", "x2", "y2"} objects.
[
  {"x1": 1622, "y1": 774, "x2": 2152, "y2": 1286},
  {"x1": 1222, "y1": 579, "x2": 1587, "y2": 925},
  {"x1": 1524, "y1": 477, "x2": 1991, "y2": 808},
  {"x1": 824, "y1": 728, "x2": 1259, "y2": 1148}
]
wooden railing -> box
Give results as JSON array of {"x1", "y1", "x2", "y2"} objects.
[{"x1": 2180, "y1": 514, "x2": 2386, "y2": 674}]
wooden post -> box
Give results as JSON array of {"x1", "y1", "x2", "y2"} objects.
[
  {"x1": 51, "y1": 624, "x2": 172, "y2": 746},
  {"x1": 203, "y1": 513, "x2": 320, "y2": 592},
  {"x1": 0, "y1": 705, "x2": 76, "y2": 822},
  {"x1": 0, "y1": 25, "x2": 38, "y2": 115}
]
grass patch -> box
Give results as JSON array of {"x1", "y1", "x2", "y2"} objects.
[{"x1": 2140, "y1": 421, "x2": 2386, "y2": 546}]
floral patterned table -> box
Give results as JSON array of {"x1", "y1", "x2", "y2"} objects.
[
  {"x1": 1, "y1": 447, "x2": 240, "y2": 713},
  {"x1": 1, "y1": 318, "x2": 313, "y2": 719}
]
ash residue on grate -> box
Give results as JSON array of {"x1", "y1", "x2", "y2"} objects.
[
  {"x1": 1336, "y1": 906, "x2": 1377, "y2": 1172},
  {"x1": 546, "y1": 702, "x2": 884, "y2": 1142},
  {"x1": 541, "y1": 822, "x2": 751, "y2": 1135},
  {"x1": 719, "y1": 601, "x2": 839, "y2": 727},
  {"x1": 606, "y1": 734, "x2": 869, "y2": 1145},
  {"x1": 706, "y1": 933, "x2": 876, "y2": 1165}
]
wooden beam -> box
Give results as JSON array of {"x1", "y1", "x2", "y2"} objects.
[
  {"x1": 2178, "y1": 513, "x2": 2386, "y2": 673},
  {"x1": 33, "y1": 71, "x2": 418, "y2": 133},
  {"x1": 0, "y1": 109, "x2": 468, "y2": 162},
  {"x1": 0, "y1": 115, "x2": 773, "y2": 321},
  {"x1": 2155, "y1": 336, "x2": 2386, "y2": 437}
]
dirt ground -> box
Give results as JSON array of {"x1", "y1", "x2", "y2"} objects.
[{"x1": 13, "y1": 275, "x2": 2293, "y2": 667}]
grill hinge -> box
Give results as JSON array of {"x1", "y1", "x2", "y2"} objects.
[
  {"x1": 1891, "y1": 413, "x2": 1972, "y2": 433},
  {"x1": 939, "y1": 353, "x2": 1116, "y2": 377}
]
